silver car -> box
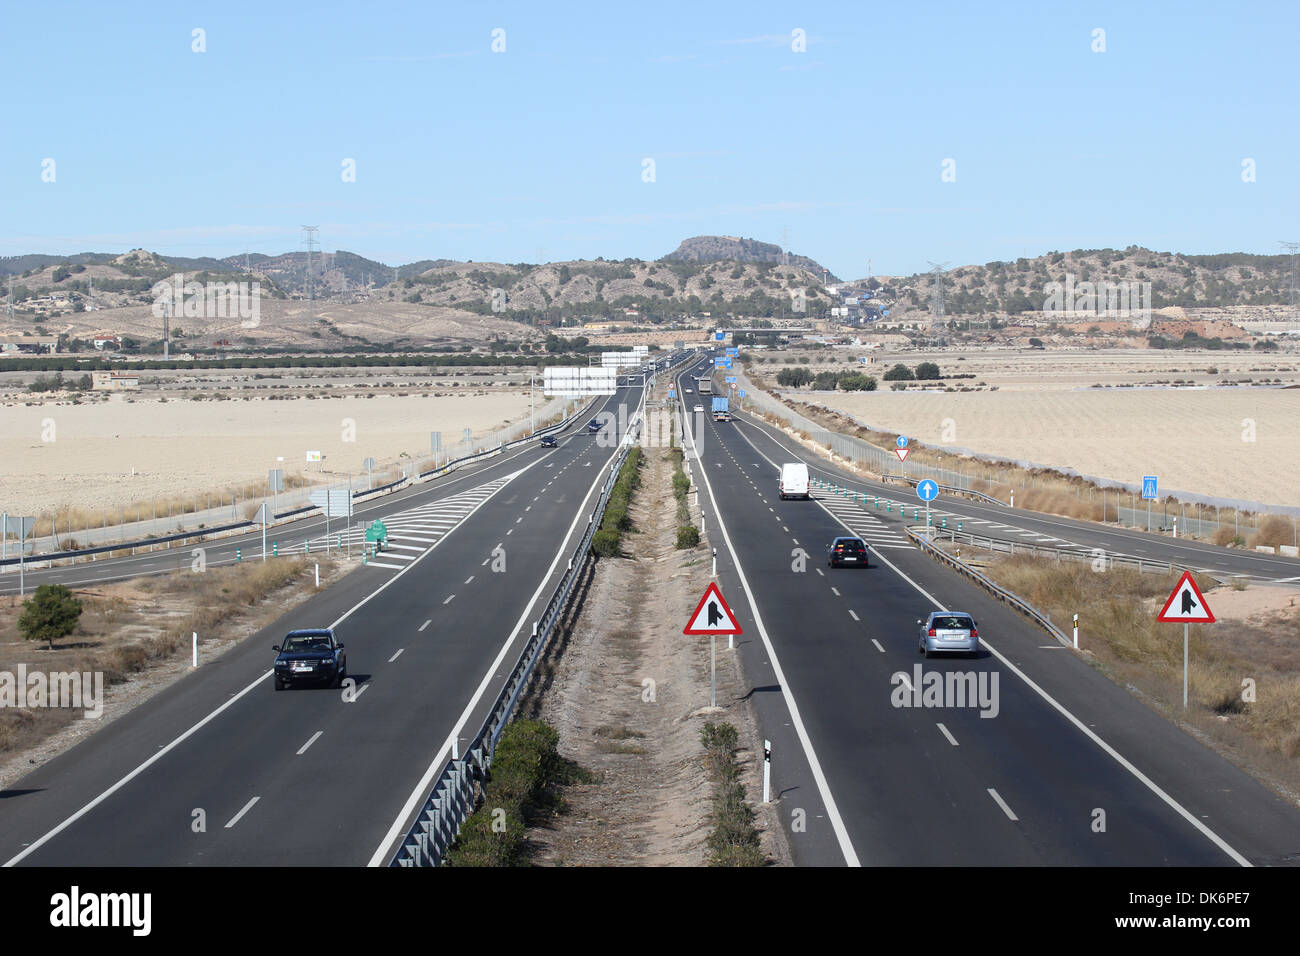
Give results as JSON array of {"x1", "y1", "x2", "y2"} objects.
[{"x1": 918, "y1": 612, "x2": 979, "y2": 657}]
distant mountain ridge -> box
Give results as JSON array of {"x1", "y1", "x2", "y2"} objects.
[{"x1": 664, "y1": 235, "x2": 836, "y2": 281}]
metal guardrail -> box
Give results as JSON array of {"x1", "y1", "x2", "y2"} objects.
[
  {"x1": 416, "y1": 400, "x2": 595, "y2": 480},
  {"x1": 388, "y1": 373, "x2": 668, "y2": 866},
  {"x1": 927, "y1": 527, "x2": 1201, "y2": 577},
  {"x1": 905, "y1": 527, "x2": 1073, "y2": 647},
  {"x1": 0, "y1": 518, "x2": 254, "y2": 567},
  {"x1": 880, "y1": 474, "x2": 1007, "y2": 507}
]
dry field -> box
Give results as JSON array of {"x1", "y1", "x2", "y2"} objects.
[
  {"x1": 0, "y1": 389, "x2": 534, "y2": 517},
  {"x1": 819, "y1": 388, "x2": 1299, "y2": 506},
  {"x1": 750, "y1": 348, "x2": 1300, "y2": 506}
]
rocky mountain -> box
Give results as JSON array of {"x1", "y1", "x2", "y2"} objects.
[{"x1": 664, "y1": 235, "x2": 835, "y2": 280}]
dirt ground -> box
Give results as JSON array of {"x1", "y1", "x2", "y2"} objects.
[
  {"x1": 523, "y1": 439, "x2": 792, "y2": 866},
  {"x1": 0, "y1": 557, "x2": 353, "y2": 791}
]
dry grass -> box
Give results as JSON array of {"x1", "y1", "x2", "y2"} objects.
[
  {"x1": 0, "y1": 557, "x2": 336, "y2": 756},
  {"x1": 981, "y1": 554, "x2": 1300, "y2": 782}
]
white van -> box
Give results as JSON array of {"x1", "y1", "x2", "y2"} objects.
[{"x1": 779, "y1": 462, "x2": 810, "y2": 500}]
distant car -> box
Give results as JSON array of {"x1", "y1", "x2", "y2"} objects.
[
  {"x1": 274, "y1": 628, "x2": 347, "y2": 690},
  {"x1": 587, "y1": 419, "x2": 602, "y2": 433},
  {"x1": 540, "y1": 435, "x2": 558, "y2": 448},
  {"x1": 693, "y1": 404, "x2": 704, "y2": 413},
  {"x1": 828, "y1": 536, "x2": 869, "y2": 568},
  {"x1": 685, "y1": 387, "x2": 693, "y2": 393},
  {"x1": 918, "y1": 612, "x2": 979, "y2": 658}
]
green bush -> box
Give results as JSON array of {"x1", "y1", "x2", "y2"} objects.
[
  {"x1": 672, "y1": 471, "x2": 691, "y2": 499},
  {"x1": 676, "y1": 525, "x2": 700, "y2": 549},
  {"x1": 591, "y1": 529, "x2": 621, "y2": 556},
  {"x1": 883, "y1": 363, "x2": 914, "y2": 381},
  {"x1": 699, "y1": 721, "x2": 763, "y2": 867},
  {"x1": 445, "y1": 719, "x2": 566, "y2": 867}
]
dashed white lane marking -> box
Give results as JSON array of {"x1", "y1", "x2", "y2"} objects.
[
  {"x1": 443, "y1": 594, "x2": 455, "y2": 604},
  {"x1": 225, "y1": 797, "x2": 260, "y2": 828},
  {"x1": 849, "y1": 610, "x2": 859, "y2": 621},
  {"x1": 988, "y1": 788, "x2": 1019, "y2": 821},
  {"x1": 831, "y1": 587, "x2": 841, "y2": 596},
  {"x1": 419, "y1": 620, "x2": 431, "y2": 632},
  {"x1": 871, "y1": 639, "x2": 885, "y2": 653},
  {"x1": 936, "y1": 723, "x2": 959, "y2": 747},
  {"x1": 297, "y1": 732, "x2": 323, "y2": 755},
  {"x1": 388, "y1": 649, "x2": 404, "y2": 663}
]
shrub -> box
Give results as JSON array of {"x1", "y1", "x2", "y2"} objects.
[
  {"x1": 676, "y1": 525, "x2": 700, "y2": 549},
  {"x1": 883, "y1": 363, "x2": 914, "y2": 381}
]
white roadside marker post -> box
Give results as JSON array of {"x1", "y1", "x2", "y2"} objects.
[
  {"x1": 1073, "y1": 613, "x2": 1079, "y2": 649},
  {"x1": 192, "y1": 632, "x2": 197, "y2": 668},
  {"x1": 315, "y1": 563, "x2": 319, "y2": 588},
  {"x1": 763, "y1": 740, "x2": 771, "y2": 804}
]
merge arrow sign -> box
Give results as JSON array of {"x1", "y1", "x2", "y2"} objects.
[
  {"x1": 1157, "y1": 571, "x2": 1215, "y2": 623},
  {"x1": 684, "y1": 582, "x2": 743, "y2": 635}
]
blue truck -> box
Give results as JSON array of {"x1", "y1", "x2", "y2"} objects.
[{"x1": 711, "y1": 396, "x2": 730, "y2": 422}]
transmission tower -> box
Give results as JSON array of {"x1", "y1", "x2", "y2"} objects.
[
  {"x1": 1280, "y1": 241, "x2": 1300, "y2": 324},
  {"x1": 301, "y1": 225, "x2": 319, "y2": 318},
  {"x1": 927, "y1": 260, "x2": 950, "y2": 324}
]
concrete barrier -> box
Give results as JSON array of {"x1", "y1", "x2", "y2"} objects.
[{"x1": 1280, "y1": 545, "x2": 1299, "y2": 558}]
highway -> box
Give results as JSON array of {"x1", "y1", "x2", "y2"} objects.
[
  {"x1": 675, "y1": 357, "x2": 1300, "y2": 866},
  {"x1": 0, "y1": 369, "x2": 668, "y2": 866}
]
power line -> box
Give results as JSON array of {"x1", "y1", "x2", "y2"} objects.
[
  {"x1": 927, "y1": 260, "x2": 950, "y2": 324},
  {"x1": 1280, "y1": 241, "x2": 1300, "y2": 324},
  {"x1": 301, "y1": 225, "x2": 319, "y2": 321}
]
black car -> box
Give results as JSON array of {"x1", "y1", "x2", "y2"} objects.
[
  {"x1": 587, "y1": 418, "x2": 602, "y2": 433},
  {"x1": 273, "y1": 628, "x2": 347, "y2": 690},
  {"x1": 827, "y1": 536, "x2": 869, "y2": 568},
  {"x1": 540, "y1": 434, "x2": 558, "y2": 448}
]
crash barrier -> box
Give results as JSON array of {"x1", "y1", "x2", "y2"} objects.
[{"x1": 389, "y1": 396, "x2": 654, "y2": 865}]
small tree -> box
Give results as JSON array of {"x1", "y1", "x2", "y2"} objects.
[
  {"x1": 883, "y1": 363, "x2": 914, "y2": 381},
  {"x1": 18, "y1": 584, "x2": 83, "y2": 650},
  {"x1": 914, "y1": 362, "x2": 940, "y2": 380}
]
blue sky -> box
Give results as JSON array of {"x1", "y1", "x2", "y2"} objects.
[{"x1": 4, "y1": 0, "x2": 1297, "y2": 279}]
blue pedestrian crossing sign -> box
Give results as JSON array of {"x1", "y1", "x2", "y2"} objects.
[
  {"x1": 916, "y1": 479, "x2": 938, "y2": 501},
  {"x1": 1142, "y1": 476, "x2": 1158, "y2": 500}
]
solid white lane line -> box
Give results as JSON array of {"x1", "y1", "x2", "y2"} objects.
[
  {"x1": 225, "y1": 797, "x2": 260, "y2": 829},
  {"x1": 731, "y1": 414, "x2": 1254, "y2": 866},
  {"x1": 679, "y1": 413, "x2": 860, "y2": 867},
  {"x1": 988, "y1": 788, "x2": 1018, "y2": 821},
  {"x1": 369, "y1": 428, "x2": 625, "y2": 868},
  {"x1": 297, "y1": 732, "x2": 323, "y2": 755},
  {"x1": 936, "y1": 723, "x2": 959, "y2": 746},
  {"x1": 388, "y1": 649, "x2": 404, "y2": 663},
  {"x1": 419, "y1": 620, "x2": 431, "y2": 632}
]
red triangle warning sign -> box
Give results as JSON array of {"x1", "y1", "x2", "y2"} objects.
[
  {"x1": 895, "y1": 447, "x2": 910, "y2": 463},
  {"x1": 1157, "y1": 571, "x2": 1215, "y2": 623},
  {"x1": 683, "y1": 582, "x2": 743, "y2": 635}
]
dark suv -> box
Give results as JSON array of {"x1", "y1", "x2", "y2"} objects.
[
  {"x1": 827, "y1": 536, "x2": 869, "y2": 568},
  {"x1": 540, "y1": 434, "x2": 558, "y2": 448},
  {"x1": 587, "y1": 419, "x2": 602, "y2": 433},
  {"x1": 273, "y1": 628, "x2": 347, "y2": 690}
]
